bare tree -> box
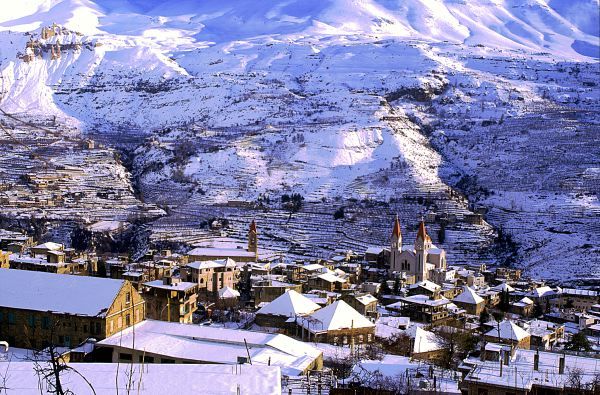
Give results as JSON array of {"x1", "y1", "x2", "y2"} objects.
[
  {"x1": 566, "y1": 367, "x2": 584, "y2": 392},
  {"x1": 27, "y1": 318, "x2": 96, "y2": 395}
]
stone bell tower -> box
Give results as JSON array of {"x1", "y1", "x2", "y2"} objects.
[
  {"x1": 248, "y1": 220, "x2": 258, "y2": 260},
  {"x1": 414, "y1": 220, "x2": 432, "y2": 282}
]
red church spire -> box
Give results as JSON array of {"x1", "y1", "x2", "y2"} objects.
[{"x1": 392, "y1": 214, "x2": 402, "y2": 237}]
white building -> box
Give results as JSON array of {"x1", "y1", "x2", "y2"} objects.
[
  {"x1": 97, "y1": 319, "x2": 323, "y2": 376},
  {"x1": 388, "y1": 217, "x2": 447, "y2": 282}
]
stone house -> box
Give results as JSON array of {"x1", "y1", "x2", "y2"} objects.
[
  {"x1": 299, "y1": 300, "x2": 375, "y2": 344},
  {"x1": 510, "y1": 297, "x2": 534, "y2": 317},
  {"x1": 0, "y1": 269, "x2": 144, "y2": 349},
  {"x1": 526, "y1": 319, "x2": 564, "y2": 350},
  {"x1": 252, "y1": 280, "x2": 303, "y2": 306},
  {"x1": 142, "y1": 277, "x2": 198, "y2": 323},
  {"x1": 551, "y1": 288, "x2": 600, "y2": 311},
  {"x1": 255, "y1": 290, "x2": 320, "y2": 328},
  {"x1": 452, "y1": 286, "x2": 486, "y2": 316},
  {"x1": 182, "y1": 258, "x2": 239, "y2": 297},
  {"x1": 341, "y1": 293, "x2": 378, "y2": 318},
  {"x1": 387, "y1": 294, "x2": 450, "y2": 325},
  {"x1": 483, "y1": 320, "x2": 531, "y2": 349},
  {"x1": 307, "y1": 272, "x2": 347, "y2": 292}
]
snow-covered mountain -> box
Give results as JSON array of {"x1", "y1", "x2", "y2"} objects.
[{"x1": 0, "y1": 0, "x2": 598, "y2": 282}]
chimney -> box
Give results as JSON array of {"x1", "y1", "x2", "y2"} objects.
[
  {"x1": 558, "y1": 355, "x2": 565, "y2": 374},
  {"x1": 533, "y1": 351, "x2": 539, "y2": 371}
]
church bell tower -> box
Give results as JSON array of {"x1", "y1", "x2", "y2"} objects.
[{"x1": 248, "y1": 220, "x2": 258, "y2": 260}]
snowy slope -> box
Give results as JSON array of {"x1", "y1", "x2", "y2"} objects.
[{"x1": 0, "y1": 1, "x2": 598, "y2": 282}]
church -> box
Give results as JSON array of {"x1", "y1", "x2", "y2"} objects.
[{"x1": 387, "y1": 216, "x2": 447, "y2": 283}]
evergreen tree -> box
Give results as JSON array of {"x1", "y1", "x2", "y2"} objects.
[
  {"x1": 393, "y1": 277, "x2": 401, "y2": 295},
  {"x1": 566, "y1": 332, "x2": 591, "y2": 352},
  {"x1": 380, "y1": 279, "x2": 392, "y2": 296}
]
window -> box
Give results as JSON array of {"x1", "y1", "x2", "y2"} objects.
[
  {"x1": 125, "y1": 314, "x2": 131, "y2": 327},
  {"x1": 139, "y1": 355, "x2": 154, "y2": 363},
  {"x1": 64, "y1": 336, "x2": 71, "y2": 347},
  {"x1": 126, "y1": 292, "x2": 131, "y2": 304},
  {"x1": 27, "y1": 315, "x2": 35, "y2": 328},
  {"x1": 118, "y1": 316, "x2": 123, "y2": 329},
  {"x1": 83, "y1": 324, "x2": 88, "y2": 332},
  {"x1": 119, "y1": 353, "x2": 133, "y2": 362},
  {"x1": 96, "y1": 322, "x2": 101, "y2": 334},
  {"x1": 160, "y1": 358, "x2": 175, "y2": 364},
  {"x1": 109, "y1": 320, "x2": 114, "y2": 333},
  {"x1": 7, "y1": 312, "x2": 15, "y2": 325},
  {"x1": 0, "y1": 312, "x2": 3, "y2": 322}
]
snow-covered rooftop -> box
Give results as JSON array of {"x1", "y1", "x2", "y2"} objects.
[
  {"x1": 187, "y1": 247, "x2": 255, "y2": 258},
  {"x1": 484, "y1": 320, "x2": 530, "y2": 341},
  {"x1": 32, "y1": 242, "x2": 63, "y2": 251},
  {"x1": 0, "y1": 362, "x2": 281, "y2": 394},
  {"x1": 301, "y1": 300, "x2": 374, "y2": 333},
  {"x1": 0, "y1": 268, "x2": 124, "y2": 317},
  {"x1": 98, "y1": 320, "x2": 322, "y2": 376},
  {"x1": 453, "y1": 286, "x2": 485, "y2": 305},
  {"x1": 256, "y1": 290, "x2": 321, "y2": 317},
  {"x1": 144, "y1": 279, "x2": 197, "y2": 292},
  {"x1": 186, "y1": 258, "x2": 236, "y2": 270},
  {"x1": 218, "y1": 286, "x2": 240, "y2": 299},
  {"x1": 464, "y1": 346, "x2": 600, "y2": 391}
]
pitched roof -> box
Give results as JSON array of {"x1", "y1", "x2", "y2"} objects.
[
  {"x1": 0, "y1": 268, "x2": 124, "y2": 317},
  {"x1": 256, "y1": 290, "x2": 320, "y2": 317},
  {"x1": 485, "y1": 320, "x2": 530, "y2": 341},
  {"x1": 527, "y1": 286, "x2": 556, "y2": 298},
  {"x1": 410, "y1": 280, "x2": 441, "y2": 292},
  {"x1": 303, "y1": 300, "x2": 374, "y2": 332},
  {"x1": 492, "y1": 283, "x2": 515, "y2": 293},
  {"x1": 218, "y1": 286, "x2": 240, "y2": 299},
  {"x1": 409, "y1": 326, "x2": 444, "y2": 354},
  {"x1": 32, "y1": 242, "x2": 63, "y2": 251},
  {"x1": 453, "y1": 286, "x2": 485, "y2": 305},
  {"x1": 317, "y1": 272, "x2": 346, "y2": 283},
  {"x1": 187, "y1": 258, "x2": 236, "y2": 270}
]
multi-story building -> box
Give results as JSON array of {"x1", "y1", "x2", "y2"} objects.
[
  {"x1": 0, "y1": 269, "x2": 144, "y2": 349},
  {"x1": 182, "y1": 258, "x2": 239, "y2": 297},
  {"x1": 387, "y1": 294, "x2": 451, "y2": 324},
  {"x1": 142, "y1": 277, "x2": 198, "y2": 323}
]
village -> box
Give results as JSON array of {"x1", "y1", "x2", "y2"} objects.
[
  {"x1": 0, "y1": 4, "x2": 597, "y2": 394},
  {"x1": 1, "y1": 215, "x2": 600, "y2": 394}
]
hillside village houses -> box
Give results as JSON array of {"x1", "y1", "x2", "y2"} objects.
[{"x1": 1, "y1": 215, "x2": 600, "y2": 393}]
